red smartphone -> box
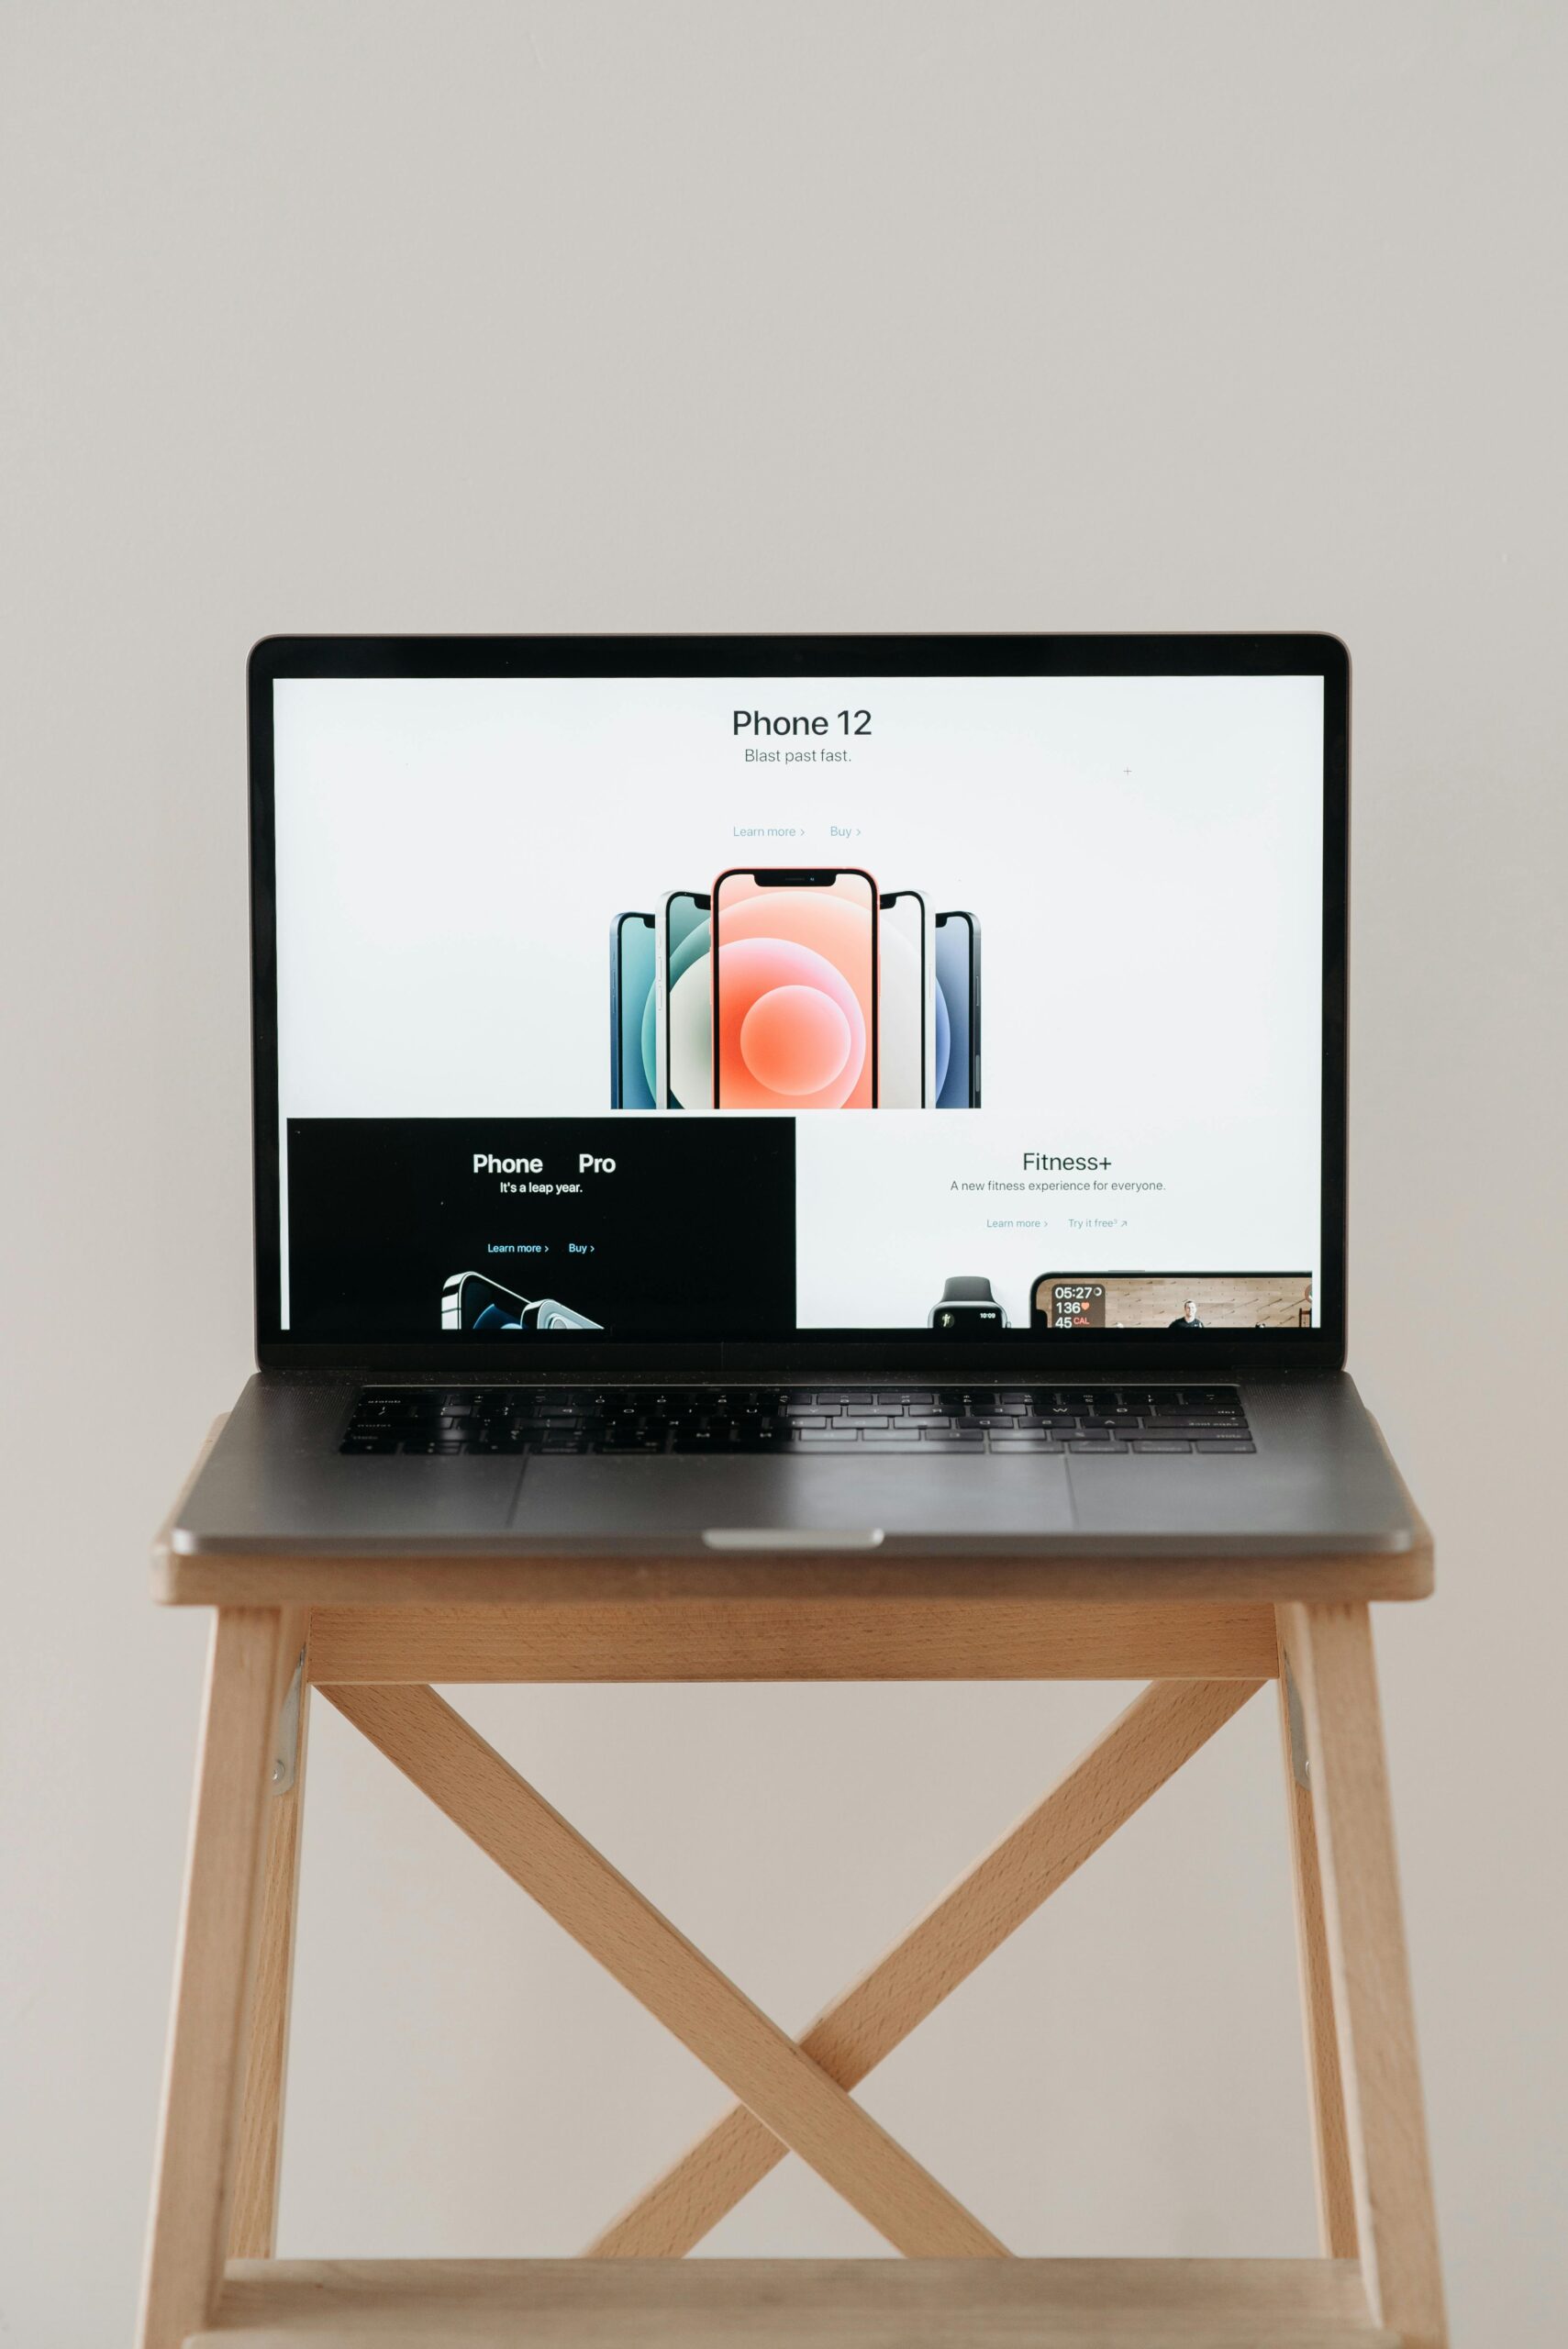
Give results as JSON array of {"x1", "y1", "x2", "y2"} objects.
[{"x1": 710, "y1": 868, "x2": 879, "y2": 1108}]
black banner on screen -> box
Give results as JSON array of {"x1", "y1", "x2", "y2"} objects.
[{"x1": 287, "y1": 1117, "x2": 795, "y2": 1341}]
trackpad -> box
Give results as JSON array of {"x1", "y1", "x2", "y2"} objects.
[{"x1": 512, "y1": 1454, "x2": 1075, "y2": 1542}]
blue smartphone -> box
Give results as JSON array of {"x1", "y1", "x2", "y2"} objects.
[{"x1": 934, "y1": 910, "x2": 981, "y2": 1108}]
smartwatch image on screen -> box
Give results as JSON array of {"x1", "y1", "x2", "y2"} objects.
[
  {"x1": 928, "y1": 1275, "x2": 1009, "y2": 1330},
  {"x1": 440, "y1": 1273, "x2": 604, "y2": 1333}
]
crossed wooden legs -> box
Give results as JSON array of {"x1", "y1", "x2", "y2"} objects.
[
  {"x1": 578, "y1": 1676, "x2": 1257, "y2": 2256},
  {"x1": 328, "y1": 1679, "x2": 1008, "y2": 2257},
  {"x1": 139, "y1": 1603, "x2": 1445, "y2": 2349}
]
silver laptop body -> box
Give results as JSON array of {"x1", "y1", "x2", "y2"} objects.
[{"x1": 172, "y1": 633, "x2": 1417, "y2": 1563}]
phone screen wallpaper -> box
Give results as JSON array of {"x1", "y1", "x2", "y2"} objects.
[
  {"x1": 272, "y1": 674, "x2": 1325, "y2": 1338},
  {"x1": 712, "y1": 871, "x2": 876, "y2": 1108}
]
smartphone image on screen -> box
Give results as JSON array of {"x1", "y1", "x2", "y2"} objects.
[
  {"x1": 1029, "y1": 1272, "x2": 1314, "y2": 1330},
  {"x1": 878, "y1": 889, "x2": 933, "y2": 1107},
  {"x1": 711, "y1": 868, "x2": 878, "y2": 1108},
  {"x1": 657, "y1": 889, "x2": 711, "y2": 1109},
  {"x1": 609, "y1": 911, "x2": 656, "y2": 1108},
  {"x1": 440, "y1": 1273, "x2": 604, "y2": 1333},
  {"x1": 934, "y1": 910, "x2": 981, "y2": 1108}
]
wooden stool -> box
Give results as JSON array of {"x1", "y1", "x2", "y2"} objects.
[{"x1": 139, "y1": 1425, "x2": 1446, "y2": 2348}]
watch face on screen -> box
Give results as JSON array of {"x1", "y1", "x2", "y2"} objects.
[{"x1": 929, "y1": 1277, "x2": 1008, "y2": 1330}]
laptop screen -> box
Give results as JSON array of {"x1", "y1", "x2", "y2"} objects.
[{"x1": 256, "y1": 639, "x2": 1342, "y2": 1361}]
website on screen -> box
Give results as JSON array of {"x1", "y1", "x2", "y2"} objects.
[{"x1": 271, "y1": 672, "x2": 1323, "y2": 1341}]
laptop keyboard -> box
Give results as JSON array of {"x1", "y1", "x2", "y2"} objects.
[{"x1": 340, "y1": 1386, "x2": 1253, "y2": 1456}]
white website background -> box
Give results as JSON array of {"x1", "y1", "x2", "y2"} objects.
[{"x1": 272, "y1": 673, "x2": 1322, "y2": 1330}]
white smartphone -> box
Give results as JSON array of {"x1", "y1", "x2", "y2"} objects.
[{"x1": 878, "y1": 888, "x2": 935, "y2": 1107}]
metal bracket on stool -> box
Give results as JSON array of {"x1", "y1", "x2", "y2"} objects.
[
  {"x1": 271, "y1": 1648, "x2": 305, "y2": 1792},
  {"x1": 1284, "y1": 1653, "x2": 1312, "y2": 1791}
]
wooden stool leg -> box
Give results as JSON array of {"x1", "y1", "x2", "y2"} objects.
[
  {"x1": 228, "y1": 1653, "x2": 311, "y2": 2258},
  {"x1": 1280, "y1": 1602, "x2": 1446, "y2": 2349},
  {"x1": 139, "y1": 1608, "x2": 302, "y2": 2349},
  {"x1": 1274, "y1": 1616, "x2": 1357, "y2": 2255}
]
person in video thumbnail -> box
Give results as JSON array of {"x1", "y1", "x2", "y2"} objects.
[
  {"x1": 1168, "y1": 1297, "x2": 1206, "y2": 1330},
  {"x1": 1298, "y1": 1282, "x2": 1313, "y2": 1328}
]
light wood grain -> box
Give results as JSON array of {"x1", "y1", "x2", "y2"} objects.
[
  {"x1": 1274, "y1": 1624, "x2": 1356, "y2": 2258},
  {"x1": 141, "y1": 1418, "x2": 1441, "y2": 2339},
  {"x1": 589, "y1": 1677, "x2": 1261, "y2": 2256},
  {"x1": 1281, "y1": 1605, "x2": 1446, "y2": 2349},
  {"x1": 321, "y1": 1683, "x2": 1006, "y2": 2258},
  {"x1": 229, "y1": 1657, "x2": 313, "y2": 2259},
  {"x1": 196, "y1": 2255, "x2": 1393, "y2": 2343},
  {"x1": 157, "y1": 1541, "x2": 1433, "y2": 1610},
  {"x1": 305, "y1": 1599, "x2": 1278, "y2": 1684},
  {"x1": 139, "y1": 1608, "x2": 304, "y2": 2349}
]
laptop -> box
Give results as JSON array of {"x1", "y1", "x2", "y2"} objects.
[{"x1": 170, "y1": 632, "x2": 1417, "y2": 1561}]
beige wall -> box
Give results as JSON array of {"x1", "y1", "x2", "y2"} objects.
[{"x1": 4, "y1": 5, "x2": 1565, "y2": 2341}]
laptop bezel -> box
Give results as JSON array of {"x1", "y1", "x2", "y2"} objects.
[{"x1": 250, "y1": 632, "x2": 1349, "y2": 1376}]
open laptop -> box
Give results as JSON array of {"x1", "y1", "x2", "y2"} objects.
[{"x1": 170, "y1": 632, "x2": 1417, "y2": 1561}]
